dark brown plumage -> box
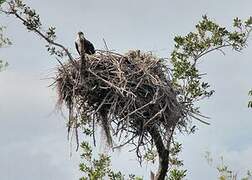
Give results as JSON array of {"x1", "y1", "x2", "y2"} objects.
[{"x1": 75, "y1": 31, "x2": 95, "y2": 55}]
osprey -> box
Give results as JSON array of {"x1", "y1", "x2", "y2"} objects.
[{"x1": 75, "y1": 32, "x2": 95, "y2": 55}]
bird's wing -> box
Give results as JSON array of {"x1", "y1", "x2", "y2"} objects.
[
  {"x1": 84, "y1": 39, "x2": 95, "y2": 54},
  {"x1": 75, "y1": 42, "x2": 80, "y2": 55}
]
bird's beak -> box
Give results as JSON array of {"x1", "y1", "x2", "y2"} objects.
[{"x1": 80, "y1": 33, "x2": 84, "y2": 39}]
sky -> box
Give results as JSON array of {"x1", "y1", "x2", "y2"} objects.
[{"x1": 0, "y1": 0, "x2": 252, "y2": 179}]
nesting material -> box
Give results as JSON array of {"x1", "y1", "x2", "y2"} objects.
[{"x1": 55, "y1": 50, "x2": 183, "y2": 152}]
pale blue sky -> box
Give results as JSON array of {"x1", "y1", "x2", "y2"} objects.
[{"x1": 1, "y1": 0, "x2": 252, "y2": 179}]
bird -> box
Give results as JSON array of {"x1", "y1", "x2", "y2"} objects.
[{"x1": 75, "y1": 31, "x2": 95, "y2": 55}]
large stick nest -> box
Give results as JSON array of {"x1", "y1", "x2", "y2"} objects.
[{"x1": 55, "y1": 50, "x2": 184, "y2": 158}]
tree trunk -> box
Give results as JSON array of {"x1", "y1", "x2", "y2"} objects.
[{"x1": 148, "y1": 125, "x2": 169, "y2": 180}]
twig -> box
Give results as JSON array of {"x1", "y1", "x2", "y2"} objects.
[{"x1": 5, "y1": 4, "x2": 78, "y2": 69}]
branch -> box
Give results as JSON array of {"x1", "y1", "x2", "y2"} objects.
[
  {"x1": 4, "y1": 2, "x2": 78, "y2": 69},
  {"x1": 193, "y1": 44, "x2": 231, "y2": 67},
  {"x1": 147, "y1": 125, "x2": 169, "y2": 180}
]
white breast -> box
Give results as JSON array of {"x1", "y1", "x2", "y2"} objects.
[{"x1": 75, "y1": 37, "x2": 81, "y2": 52}]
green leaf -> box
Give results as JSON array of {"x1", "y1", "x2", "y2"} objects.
[
  {"x1": 0, "y1": 0, "x2": 5, "y2": 5},
  {"x1": 233, "y1": 17, "x2": 242, "y2": 27},
  {"x1": 248, "y1": 101, "x2": 252, "y2": 108},
  {"x1": 245, "y1": 16, "x2": 252, "y2": 26},
  {"x1": 248, "y1": 89, "x2": 252, "y2": 96}
]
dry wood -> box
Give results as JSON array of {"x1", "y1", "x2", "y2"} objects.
[{"x1": 55, "y1": 50, "x2": 184, "y2": 179}]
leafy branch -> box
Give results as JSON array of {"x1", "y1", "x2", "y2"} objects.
[
  {"x1": 0, "y1": 0, "x2": 78, "y2": 68},
  {"x1": 248, "y1": 90, "x2": 252, "y2": 108},
  {"x1": 79, "y1": 141, "x2": 143, "y2": 180},
  {"x1": 171, "y1": 15, "x2": 252, "y2": 128},
  {"x1": 0, "y1": 26, "x2": 11, "y2": 71}
]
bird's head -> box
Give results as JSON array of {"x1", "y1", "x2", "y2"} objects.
[{"x1": 77, "y1": 31, "x2": 85, "y2": 40}]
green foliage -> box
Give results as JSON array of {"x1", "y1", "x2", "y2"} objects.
[
  {"x1": 167, "y1": 142, "x2": 187, "y2": 180},
  {"x1": 142, "y1": 141, "x2": 187, "y2": 180},
  {"x1": 171, "y1": 15, "x2": 252, "y2": 127},
  {"x1": 143, "y1": 142, "x2": 187, "y2": 179},
  {"x1": 143, "y1": 147, "x2": 158, "y2": 163},
  {"x1": 216, "y1": 158, "x2": 252, "y2": 180},
  {"x1": 0, "y1": 26, "x2": 11, "y2": 47},
  {"x1": 79, "y1": 141, "x2": 143, "y2": 180},
  {"x1": 217, "y1": 157, "x2": 237, "y2": 180},
  {"x1": 241, "y1": 171, "x2": 252, "y2": 180},
  {"x1": 168, "y1": 169, "x2": 187, "y2": 180},
  {"x1": 248, "y1": 90, "x2": 252, "y2": 108},
  {"x1": 2, "y1": 0, "x2": 66, "y2": 59},
  {"x1": 0, "y1": 60, "x2": 8, "y2": 71},
  {"x1": 128, "y1": 174, "x2": 143, "y2": 180},
  {"x1": 79, "y1": 141, "x2": 116, "y2": 180},
  {"x1": 0, "y1": 0, "x2": 5, "y2": 5},
  {"x1": 169, "y1": 143, "x2": 184, "y2": 167},
  {"x1": 0, "y1": 26, "x2": 11, "y2": 71},
  {"x1": 205, "y1": 153, "x2": 252, "y2": 180}
]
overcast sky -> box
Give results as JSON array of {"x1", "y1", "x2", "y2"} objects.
[{"x1": 1, "y1": 0, "x2": 252, "y2": 179}]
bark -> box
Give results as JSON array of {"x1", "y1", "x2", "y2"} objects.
[{"x1": 147, "y1": 125, "x2": 169, "y2": 180}]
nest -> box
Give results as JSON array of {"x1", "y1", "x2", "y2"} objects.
[{"x1": 55, "y1": 50, "x2": 183, "y2": 158}]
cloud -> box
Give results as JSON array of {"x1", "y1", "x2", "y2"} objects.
[{"x1": 1, "y1": 136, "x2": 81, "y2": 180}]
